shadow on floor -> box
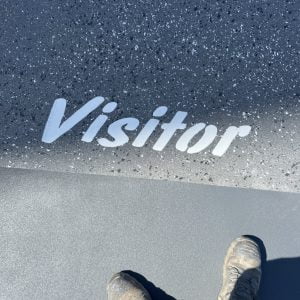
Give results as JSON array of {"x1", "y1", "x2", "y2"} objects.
[
  {"x1": 247, "y1": 235, "x2": 300, "y2": 300},
  {"x1": 258, "y1": 257, "x2": 300, "y2": 300},
  {"x1": 123, "y1": 270, "x2": 176, "y2": 300},
  {"x1": 124, "y1": 236, "x2": 300, "y2": 300}
]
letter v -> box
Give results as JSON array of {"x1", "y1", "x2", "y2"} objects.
[{"x1": 42, "y1": 96, "x2": 105, "y2": 143}]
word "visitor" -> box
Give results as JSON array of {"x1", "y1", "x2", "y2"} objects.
[{"x1": 42, "y1": 96, "x2": 251, "y2": 157}]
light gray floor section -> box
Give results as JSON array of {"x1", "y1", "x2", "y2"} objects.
[{"x1": 1, "y1": 167, "x2": 299, "y2": 300}]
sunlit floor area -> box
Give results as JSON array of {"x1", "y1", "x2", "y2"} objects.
[{"x1": 1, "y1": 167, "x2": 299, "y2": 299}]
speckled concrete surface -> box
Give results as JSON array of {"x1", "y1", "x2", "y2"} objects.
[
  {"x1": 0, "y1": 0, "x2": 299, "y2": 192},
  {"x1": 1, "y1": 168, "x2": 300, "y2": 300}
]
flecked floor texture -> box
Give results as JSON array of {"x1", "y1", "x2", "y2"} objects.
[{"x1": 0, "y1": 0, "x2": 299, "y2": 192}]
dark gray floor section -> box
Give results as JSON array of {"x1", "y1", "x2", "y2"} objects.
[
  {"x1": 0, "y1": 0, "x2": 299, "y2": 193},
  {"x1": 1, "y1": 167, "x2": 300, "y2": 299}
]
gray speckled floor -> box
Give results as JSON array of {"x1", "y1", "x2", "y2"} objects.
[
  {"x1": 1, "y1": 167, "x2": 300, "y2": 299},
  {"x1": 0, "y1": 0, "x2": 299, "y2": 193}
]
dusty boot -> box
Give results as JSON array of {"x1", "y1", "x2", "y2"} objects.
[
  {"x1": 218, "y1": 236, "x2": 262, "y2": 300},
  {"x1": 107, "y1": 272, "x2": 152, "y2": 300}
]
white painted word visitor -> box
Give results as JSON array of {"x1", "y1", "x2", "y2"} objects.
[{"x1": 42, "y1": 96, "x2": 251, "y2": 156}]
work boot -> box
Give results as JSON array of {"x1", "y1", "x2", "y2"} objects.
[
  {"x1": 218, "y1": 236, "x2": 262, "y2": 300},
  {"x1": 107, "y1": 272, "x2": 152, "y2": 300}
]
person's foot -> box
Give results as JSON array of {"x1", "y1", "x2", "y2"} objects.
[
  {"x1": 218, "y1": 236, "x2": 262, "y2": 300},
  {"x1": 107, "y1": 272, "x2": 152, "y2": 300}
]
